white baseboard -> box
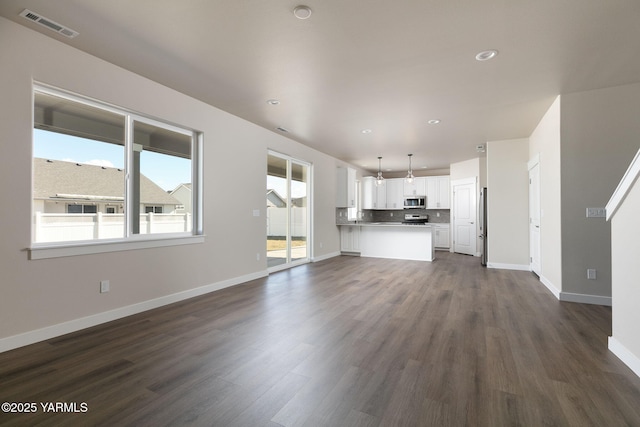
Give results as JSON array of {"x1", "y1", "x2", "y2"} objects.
[
  {"x1": 311, "y1": 251, "x2": 341, "y2": 262},
  {"x1": 0, "y1": 270, "x2": 268, "y2": 353},
  {"x1": 539, "y1": 275, "x2": 561, "y2": 299},
  {"x1": 559, "y1": 292, "x2": 612, "y2": 306},
  {"x1": 487, "y1": 262, "x2": 530, "y2": 271},
  {"x1": 609, "y1": 336, "x2": 640, "y2": 379}
]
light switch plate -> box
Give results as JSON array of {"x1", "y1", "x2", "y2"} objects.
[{"x1": 586, "y1": 207, "x2": 606, "y2": 218}]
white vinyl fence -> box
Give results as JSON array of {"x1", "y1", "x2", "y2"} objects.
[
  {"x1": 266, "y1": 207, "x2": 307, "y2": 238},
  {"x1": 34, "y1": 212, "x2": 192, "y2": 243}
]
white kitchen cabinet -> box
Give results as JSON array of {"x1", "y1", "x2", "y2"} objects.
[
  {"x1": 362, "y1": 177, "x2": 387, "y2": 209},
  {"x1": 340, "y1": 225, "x2": 360, "y2": 253},
  {"x1": 426, "y1": 176, "x2": 450, "y2": 209},
  {"x1": 386, "y1": 179, "x2": 404, "y2": 210},
  {"x1": 336, "y1": 167, "x2": 356, "y2": 208},
  {"x1": 433, "y1": 224, "x2": 450, "y2": 249},
  {"x1": 404, "y1": 177, "x2": 426, "y2": 196}
]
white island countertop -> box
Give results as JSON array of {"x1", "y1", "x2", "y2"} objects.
[{"x1": 341, "y1": 222, "x2": 434, "y2": 261}]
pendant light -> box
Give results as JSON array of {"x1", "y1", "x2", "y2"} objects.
[
  {"x1": 405, "y1": 154, "x2": 414, "y2": 183},
  {"x1": 376, "y1": 156, "x2": 385, "y2": 186}
]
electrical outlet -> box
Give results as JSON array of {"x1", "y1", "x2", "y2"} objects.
[
  {"x1": 256, "y1": 253, "x2": 260, "y2": 261},
  {"x1": 100, "y1": 280, "x2": 110, "y2": 293},
  {"x1": 390, "y1": 212, "x2": 394, "y2": 217},
  {"x1": 253, "y1": 209, "x2": 260, "y2": 217},
  {"x1": 587, "y1": 269, "x2": 596, "y2": 280},
  {"x1": 319, "y1": 242, "x2": 323, "y2": 249}
]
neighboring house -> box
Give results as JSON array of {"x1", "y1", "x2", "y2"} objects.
[
  {"x1": 170, "y1": 183, "x2": 192, "y2": 214},
  {"x1": 291, "y1": 196, "x2": 306, "y2": 208},
  {"x1": 33, "y1": 158, "x2": 181, "y2": 214},
  {"x1": 266, "y1": 189, "x2": 286, "y2": 208}
]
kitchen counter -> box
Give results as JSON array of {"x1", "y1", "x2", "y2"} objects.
[{"x1": 339, "y1": 222, "x2": 434, "y2": 261}]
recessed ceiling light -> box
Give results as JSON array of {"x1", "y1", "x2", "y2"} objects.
[
  {"x1": 475, "y1": 50, "x2": 498, "y2": 61},
  {"x1": 427, "y1": 119, "x2": 441, "y2": 125},
  {"x1": 361, "y1": 129, "x2": 372, "y2": 134},
  {"x1": 267, "y1": 99, "x2": 280, "y2": 105},
  {"x1": 293, "y1": 5, "x2": 312, "y2": 19}
]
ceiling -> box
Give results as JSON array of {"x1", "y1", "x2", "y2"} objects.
[{"x1": 2, "y1": 1, "x2": 640, "y2": 174}]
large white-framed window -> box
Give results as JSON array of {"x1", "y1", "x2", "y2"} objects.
[{"x1": 30, "y1": 83, "x2": 203, "y2": 259}]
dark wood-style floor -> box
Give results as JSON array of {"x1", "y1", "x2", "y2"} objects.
[{"x1": 2, "y1": 253, "x2": 640, "y2": 426}]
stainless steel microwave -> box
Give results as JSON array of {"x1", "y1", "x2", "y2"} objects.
[{"x1": 404, "y1": 196, "x2": 425, "y2": 209}]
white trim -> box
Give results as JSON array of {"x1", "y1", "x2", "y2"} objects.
[
  {"x1": 311, "y1": 251, "x2": 341, "y2": 262},
  {"x1": 527, "y1": 153, "x2": 540, "y2": 171},
  {"x1": 0, "y1": 270, "x2": 268, "y2": 353},
  {"x1": 609, "y1": 336, "x2": 640, "y2": 379},
  {"x1": 29, "y1": 234, "x2": 205, "y2": 260},
  {"x1": 487, "y1": 262, "x2": 530, "y2": 271},
  {"x1": 606, "y1": 148, "x2": 640, "y2": 221},
  {"x1": 559, "y1": 292, "x2": 612, "y2": 306},
  {"x1": 539, "y1": 274, "x2": 561, "y2": 299}
]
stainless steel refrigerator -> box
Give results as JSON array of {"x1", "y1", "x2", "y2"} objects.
[{"x1": 480, "y1": 187, "x2": 488, "y2": 266}]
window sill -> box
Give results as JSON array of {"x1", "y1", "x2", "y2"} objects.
[{"x1": 29, "y1": 234, "x2": 205, "y2": 260}]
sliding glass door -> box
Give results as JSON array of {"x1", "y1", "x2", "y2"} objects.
[{"x1": 267, "y1": 151, "x2": 310, "y2": 270}]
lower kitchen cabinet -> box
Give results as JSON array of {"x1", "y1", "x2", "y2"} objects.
[
  {"x1": 340, "y1": 225, "x2": 360, "y2": 253},
  {"x1": 433, "y1": 224, "x2": 450, "y2": 249}
]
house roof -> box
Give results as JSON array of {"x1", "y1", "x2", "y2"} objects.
[
  {"x1": 33, "y1": 158, "x2": 180, "y2": 205},
  {"x1": 267, "y1": 189, "x2": 286, "y2": 208}
]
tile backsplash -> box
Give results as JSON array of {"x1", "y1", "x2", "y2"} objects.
[{"x1": 336, "y1": 208, "x2": 450, "y2": 224}]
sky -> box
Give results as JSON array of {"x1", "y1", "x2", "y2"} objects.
[
  {"x1": 34, "y1": 129, "x2": 191, "y2": 191},
  {"x1": 35, "y1": 129, "x2": 308, "y2": 197}
]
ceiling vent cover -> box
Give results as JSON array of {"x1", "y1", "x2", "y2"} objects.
[{"x1": 19, "y1": 9, "x2": 79, "y2": 38}]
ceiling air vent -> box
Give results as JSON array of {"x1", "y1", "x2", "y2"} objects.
[{"x1": 19, "y1": 9, "x2": 79, "y2": 39}]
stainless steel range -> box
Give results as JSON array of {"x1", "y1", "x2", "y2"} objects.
[{"x1": 402, "y1": 213, "x2": 429, "y2": 225}]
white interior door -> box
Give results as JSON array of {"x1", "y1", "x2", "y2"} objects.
[
  {"x1": 529, "y1": 159, "x2": 541, "y2": 276},
  {"x1": 453, "y1": 179, "x2": 477, "y2": 256}
]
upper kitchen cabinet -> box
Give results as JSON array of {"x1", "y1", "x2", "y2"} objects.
[
  {"x1": 426, "y1": 176, "x2": 450, "y2": 209},
  {"x1": 336, "y1": 167, "x2": 357, "y2": 208},
  {"x1": 362, "y1": 177, "x2": 387, "y2": 209},
  {"x1": 404, "y1": 177, "x2": 427, "y2": 196},
  {"x1": 386, "y1": 179, "x2": 404, "y2": 210}
]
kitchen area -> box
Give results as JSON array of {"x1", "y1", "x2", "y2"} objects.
[{"x1": 336, "y1": 165, "x2": 450, "y2": 262}]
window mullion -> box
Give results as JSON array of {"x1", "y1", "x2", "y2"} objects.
[{"x1": 124, "y1": 115, "x2": 134, "y2": 238}]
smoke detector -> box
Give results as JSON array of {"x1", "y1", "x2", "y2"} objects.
[
  {"x1": 19, "y1": 9, "x2": 79, "y2": 39},
  {"x1": 293, "y1": 5, "x2": 312, "y2": 19}
]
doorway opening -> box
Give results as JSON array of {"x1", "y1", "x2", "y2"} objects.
[{"x1": 267, "y1": 151, "x2": 311, "y2": 271}]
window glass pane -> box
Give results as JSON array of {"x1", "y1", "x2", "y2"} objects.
[
  {"x1": 32, "y1": 86, "x2": 200, "y2": 249},
  {"x1": 33, "y1": 91, "x2": 125, "y2": 243},
  {"x1": 267, "y1": 154, "x2": 288, "y2": 268},
  {"x1": 291, "y1": 162, "x2": 308, "y2": 262},
  {"x1": 133, "y1": 120, "x2": 192, "y2": 235}
]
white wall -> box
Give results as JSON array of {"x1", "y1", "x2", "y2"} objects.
[
  {"x1": 486, "y1": 138, "x2": 530, "y2": 269},
  {"x1": 560, "y1": 83, "x2": 640, "y2": 298},
  {"x1": 609, "y1": 173, "x2": 640, "y2": 376},
  {"x1": 450, "y1": 158, "x2": 480, "y2": 182},
  {"x1": 529, "y1": 96, "x2": 562, "y2": 294},
  {"x1": 0, "y1": 17, "x2": 345, "y2": 349}
]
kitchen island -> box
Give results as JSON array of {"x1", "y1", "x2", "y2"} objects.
[{"x1": 341, "y1": 222, "x2": 435, "y2": 262}]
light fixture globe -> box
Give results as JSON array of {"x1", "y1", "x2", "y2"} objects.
[
  {"x1": 376, "y1": 157, "x2": 385, "y2": 186},
  {"x1": 405, "y1": 154, "x2": 414, "y2": 183}
]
